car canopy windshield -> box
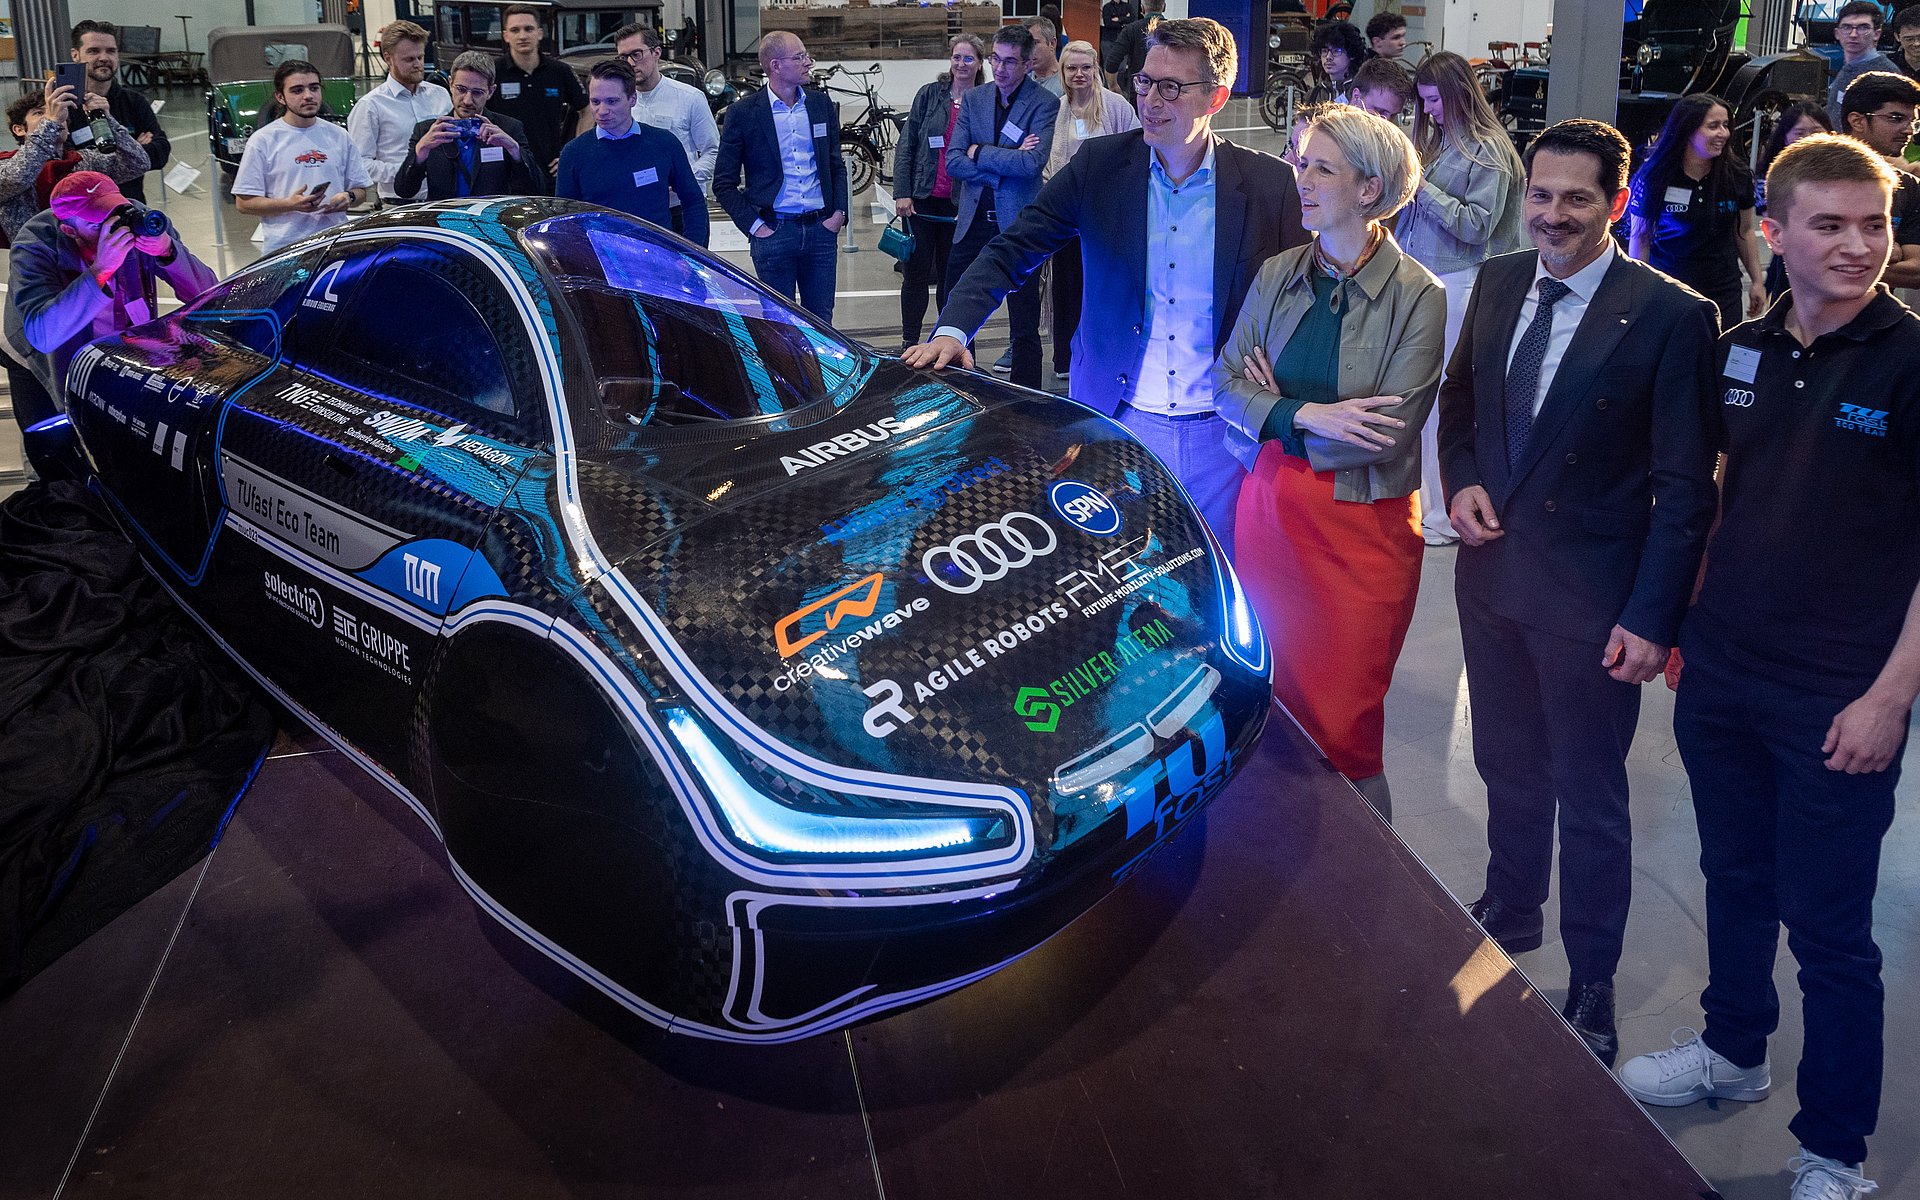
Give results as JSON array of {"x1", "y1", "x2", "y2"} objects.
[{"x1": 523, "y1": 211, "x2": 868, "y2": 432}]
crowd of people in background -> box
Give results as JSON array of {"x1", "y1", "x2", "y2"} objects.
[{"x1": 3, "y1": 10, "x2": 1918, "y2": 1199}]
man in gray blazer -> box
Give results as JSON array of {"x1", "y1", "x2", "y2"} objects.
[{"x1": 941, "y1": 23, "x2": 1058, "y2": 388}]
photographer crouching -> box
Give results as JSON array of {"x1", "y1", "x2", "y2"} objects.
[{"x1": 4, "y1": 171, "x2": 216, "y2": 479}]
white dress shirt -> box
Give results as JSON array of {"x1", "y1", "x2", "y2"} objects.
[
  {"x1": 630, "y1": 75, "x2": 719, "y2": 204},
  {"x1": 1506, "y1": 241, "x2": 1616, "y2": 416},
  {"x1": 347, "y1": 75, "x2": 452, "y2": 198},
  {"x1": 768, "y1": 89, "x2": 825, "y2": 218}
]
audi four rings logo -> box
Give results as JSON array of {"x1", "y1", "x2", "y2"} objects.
[
  {"x1": 1723, "y1": 388, "x2": 1755, "y2": 407},
  {"x1": 922, "y1": 513, "x2": 1059, "y2": 594}
]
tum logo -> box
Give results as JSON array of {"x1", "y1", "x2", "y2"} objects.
[{"x1": 403, "y1": 552, "x2": 442, "y2": 605}]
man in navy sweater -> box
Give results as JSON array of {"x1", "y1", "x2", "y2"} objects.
[{"x1": 556, "y1": 59, "x2": 708, "y2": 245}]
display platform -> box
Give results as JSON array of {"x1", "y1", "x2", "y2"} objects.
[{"x1": 0, "y1": 710, "x2": 1720, "y2": 1199}]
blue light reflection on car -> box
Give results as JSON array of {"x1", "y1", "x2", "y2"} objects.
[{"x1": 665, "y1": 708, "x2": 1006, "y2": 859}]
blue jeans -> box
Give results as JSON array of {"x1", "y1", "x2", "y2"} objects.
[
  {"x1": 749, "y1": 219, "x2": 838, "y2": 324},
  {"x1": 1676, "y1": 625, "x2": 1903, "y2": 1166},
  {"x1": 1115, "y1": 406, "x2": 1244, "y2": 553}
]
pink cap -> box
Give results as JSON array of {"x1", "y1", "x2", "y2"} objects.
[{"x1": 48, "y1": 170, "x2": 129, "y2": 224}]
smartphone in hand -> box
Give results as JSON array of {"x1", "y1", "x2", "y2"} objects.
[{"x1": 51, "y1": 62, "x2": 87, "y2": 99}]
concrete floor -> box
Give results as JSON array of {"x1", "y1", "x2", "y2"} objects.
[{"x1": 7, "y1": 85, "x2": 1916, "y2": 1199}]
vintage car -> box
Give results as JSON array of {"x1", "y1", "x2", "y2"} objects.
[
  {"x1": 205, "y1": 23, "x2": 362, "y2": 174},
  {"x1": 1500, "y1": 0, "x2": 1829, "y2": 155},
  {"x1": 58, "y1": 199, "x2": 1273, "y2": 1042}
]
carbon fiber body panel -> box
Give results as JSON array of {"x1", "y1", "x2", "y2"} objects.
[{"x1": 63, "y1": 198, "x2": 1272, "y2": 1042}]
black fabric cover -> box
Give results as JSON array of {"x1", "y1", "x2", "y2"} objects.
[{"x1": 0, "y1": 481, "x2": 275, "y2": 995}]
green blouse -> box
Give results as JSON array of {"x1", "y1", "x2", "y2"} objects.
[{"x1": 1257, "y1": 270, "x2": 1345, "y2": 459}]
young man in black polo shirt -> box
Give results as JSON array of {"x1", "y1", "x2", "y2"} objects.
[
  {"x1": 491, "y1": 3, "x2": 587, "y2": 180},
  {"x1": 1618, "y1": 134, "x2": 1920, "y2": 1200}
]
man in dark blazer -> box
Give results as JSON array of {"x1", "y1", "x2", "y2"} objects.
[
  {"x1": 942, "y1": 23, "x2": 1058, "y2": 388},
  {"x1": 1437, "y1": 119, "x2": 1720, "y2": 1066},
  {"x1": 905, "y1": 18, "x2": 1304, "y2": 549},
  {"x1": 713, "y1": 32, "x2": 849, "y2": 322},
  {"x1": 393, "y1": 52, "x2": 545, "y2": 201}
]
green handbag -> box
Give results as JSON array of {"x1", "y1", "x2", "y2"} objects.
[{"x1": 878, "y1": 215, "x2": 917, "y2": 263}]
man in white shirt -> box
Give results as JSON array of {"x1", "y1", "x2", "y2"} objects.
[
  {"x1": 347, "y1": 20, "x2": 451, "y2": 202},
  {"x1": 612, "y1": 22, "x2": 718, "y2": 236},
  {"x1": 233, "y1": 60, "x2": 372, "y2": 254}
]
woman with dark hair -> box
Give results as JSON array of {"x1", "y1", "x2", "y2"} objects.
[
  {"x1": 1626, "y1": 93, "x2": 1765, "y2": 325},
  {"x1": 1398, "y1": 49, "x2": 1526, "y2": 545},
  {"x1": 1755, "y1": 101, "x2": 1830, "y2": 300},
  {"x1": 893, "y1": 34, "x2": 986, "y2": 347},
  {"x1": 1310, "y1": 21, "x2": 1366, "y2": 104}
]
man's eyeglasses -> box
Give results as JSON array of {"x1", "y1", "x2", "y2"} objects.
[
  {"x1": 620, "y1": 46, "x2": 658, "y2": 61},
  {"x1": 1132, "y1": 73, "x2": 1213, "y2": 101},
  {"x1": 771, "y1": 53, "x2": 813, "y2": 65},
  {"x1": 988, "y1": 54, "x2": 1028, "y2": 69},
  {"x1": 1867, "y1": 109, "x2": 1920, "y2": 131}
]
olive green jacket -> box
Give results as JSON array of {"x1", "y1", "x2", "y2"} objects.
[{"x1": 1213, "y1": 233, "x2": 1446, "y2": 503}]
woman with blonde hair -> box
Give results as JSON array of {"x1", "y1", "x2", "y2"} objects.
[
  {"x1": 893, "y1": 33, "x2": 987, "y2": 347},
  {"x1": 1398, "y1": 48, "x2": 1526, "y2": 546},
  {"x1": 1043, "y1": 39, "x2": 1138, "y2": 380},
  {"x1": 1214, "y1": 106, "x2": 1445, "y2": 820}
]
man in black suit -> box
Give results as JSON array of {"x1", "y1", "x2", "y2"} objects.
[
  {"x1": 1438, "y1": 120, "x2": 1720, "y2": 1065},
  {"x1": 713, "y1": 31, "x2": 848, "y2": 322},
  {"x1": 904, "y1": 17, "x2": 1303, "y2": 549},
  {"x1": 394, "y1": 52, "x2": 545, "y2": 201}
]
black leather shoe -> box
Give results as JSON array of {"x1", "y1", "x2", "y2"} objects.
[
  {"x1": 1562, "y1": 979, "x2": 1618, "y2": 1067},
  {"x1": 1467, "y1": 893, "x2": 1544, "y2": 954}
]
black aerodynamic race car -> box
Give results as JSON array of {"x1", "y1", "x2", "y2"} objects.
[{"x1": 58, "y1": 198, "x2": 1272, "y2": 1043}]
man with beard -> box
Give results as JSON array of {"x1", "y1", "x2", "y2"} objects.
[
  {"x1": 347, "y1": 20, "x2": 451, "y2": 203},
  {"x1": 1437, "y1": 118, "x2": 1720, "y2": 1066},
  {"x1": 232, "y1": 60, "x2": 371, "y2": 254},
  {"x1": 394, "y1": 51, "x2": 544, "y2": 200},
  {"x1": 68, "y1": 20, "x2": 168, "y2": 204}
]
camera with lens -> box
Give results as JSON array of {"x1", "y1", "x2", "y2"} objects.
[{"x1": 109, "y1": 202, "x2": 168, "y2": 239}]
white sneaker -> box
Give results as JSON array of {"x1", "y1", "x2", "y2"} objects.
[
  {"x1": 1788, "y1": 1150, "x2": 1877, "y2": 1199},
  {"x1": 1617, "y1": 1027, "x2": 1771, "y2": 1107}
]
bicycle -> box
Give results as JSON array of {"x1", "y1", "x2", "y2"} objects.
[{"x1": 812, "y1": 62, "x2": 905, "y2": 201}]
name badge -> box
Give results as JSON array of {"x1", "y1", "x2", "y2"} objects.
[
  {"x1": 1000, "y1": 120, "x2": 1024, "y2": 144},
  {"x1": 480, "y1": 146, "x2": 505, "y2": 162},
  {"x1": 1663, "y1": 185, "x2": 1692, "y2": 207},
  {"x1": 929, "y1": 134, "x2": 945, "y2": 148},
  {"x1": 634, "y1": 167, "x2": 659, "y2": 187},
  {"x1": 1723, "y1": 344, "x2": 1761, "y2": 384},
  {"x1": 501, "y1": 82, "x2": 521, "y2": 98},
  {"x1": 1074, "y1": 118, "x2": 1090, "y2": 139},
  {"x1": 813, "y1": 121, "x2": 828, "y2": 139}
]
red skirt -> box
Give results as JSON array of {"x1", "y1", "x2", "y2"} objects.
[{"x1": 1233, "y1": 445, "x2": 1424, "y2": 779}]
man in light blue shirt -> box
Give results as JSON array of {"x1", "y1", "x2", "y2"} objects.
[
  {"x1": 714, "y1": 32, "x2": 849, "y2": 321},
  {"x1": 908, "y1": 19, "x2": 1306, "y2": 549}
]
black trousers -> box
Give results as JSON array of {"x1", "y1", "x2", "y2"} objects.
[
  {"x1": 1676, "y1": 625, "x2": 1899, "y2": 1167},
  {"x1": 6, "y1": 361, "x2": 64, "y2": 480},
  {"x1": 1051, "y1": 236, "x2": 1082, "y2": 376},
  {"x1": 1458, "y1": 585, "x2": 1640, "y2": 984},
  {"x1": 945, "y1": 212, "x2": 1043, "y2": 389},
  {"x1": 899, "y1": 196, "x2": 957, "y2": 345}
]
